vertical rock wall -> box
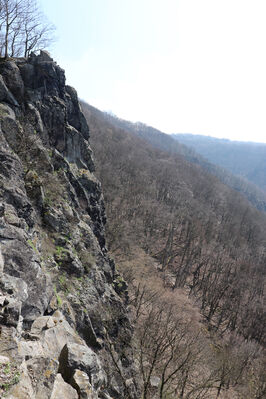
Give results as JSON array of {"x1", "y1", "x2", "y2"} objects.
[{"x1": 0, "y1": 52, "x2": 139, "y2": 399}]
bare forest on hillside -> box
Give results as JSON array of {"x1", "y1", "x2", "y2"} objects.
[
  {"x1": 103, "y1": 112, "x2": 266, "y2": 214},
  {"x1": 82, "y1": 102, "x2": 266, "y2": 399}
]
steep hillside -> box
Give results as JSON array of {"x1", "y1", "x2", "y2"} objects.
[
  {"x1": 0, "y1": 53, "x2": 139, "y2": 399},
  {"x1": 172, "y1": 133, "x2": 266, "y2": 192},
  {"x1": 83, "y1": 102, "x2": 266, "y2": 399},
  {"x1": 100, "y1": 112, "x2": 266, "y2": 214}
]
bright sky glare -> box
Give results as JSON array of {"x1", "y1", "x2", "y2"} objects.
[{"x1": 39, "y1": 0, "x2": 266, "y2": 143}]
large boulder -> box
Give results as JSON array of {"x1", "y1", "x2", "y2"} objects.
[{"x1": 59, "y1": 342, "x2": 106, "y2": 392}]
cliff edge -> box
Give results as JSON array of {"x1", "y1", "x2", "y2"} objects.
[{"x1": 0, "y1": 52, "x2": 139, "y2": 399}]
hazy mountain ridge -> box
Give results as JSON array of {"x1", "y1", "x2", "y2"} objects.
[{"x1": 172, "y1": 133, "x2": 266, "y2": 192}]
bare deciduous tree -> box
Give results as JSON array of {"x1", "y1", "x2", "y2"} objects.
[
  {"x1": 135, "y1": 297, "x2": 217, "y2": 399},
  {"x1": 0, "y1": 0, "x2": 55, "y2": 58}
]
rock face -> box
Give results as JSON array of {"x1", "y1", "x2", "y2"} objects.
[{"x1": 0, "y1": 53, "x2": 139, "y2": 398}]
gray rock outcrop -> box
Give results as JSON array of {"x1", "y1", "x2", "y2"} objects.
[{"x1": 0, "y1": 53, "x2": 139, "y2": 398}]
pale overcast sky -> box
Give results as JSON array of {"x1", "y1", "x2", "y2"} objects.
[{"x1": 39, "y1": 0, "x2": 266, "y2": 143}]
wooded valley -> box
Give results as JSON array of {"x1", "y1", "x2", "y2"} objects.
[{"x1": 82, "y1": 102, "x2": 266, "y2": 399}]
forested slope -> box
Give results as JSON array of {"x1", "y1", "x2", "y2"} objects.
[
  {"x1": 172, "y1": 134, "x2": 266, "y2": 192},
  {"x1": 82, "y1": 102, "x2": 266, "y2": 399},
  {"x1": 100, "y1": 113, "x2": 266, "y2": 214}
]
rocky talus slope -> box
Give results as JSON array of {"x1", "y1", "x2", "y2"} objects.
[{"x1": 0, "y1": 52, "x2": 139, "y2": 398}]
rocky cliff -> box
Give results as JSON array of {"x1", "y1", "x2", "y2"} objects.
[{"x1": 0, "y1": 51, "x2": 139, "y2": 399}]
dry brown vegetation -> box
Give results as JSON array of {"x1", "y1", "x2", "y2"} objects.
[{"x1": 82, "y1": 102, "x2": 266, "y2": 399}]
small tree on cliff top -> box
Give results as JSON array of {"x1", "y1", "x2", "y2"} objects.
[{"x1": 0, "y1": 0, "x2": 55, "y2": 58}]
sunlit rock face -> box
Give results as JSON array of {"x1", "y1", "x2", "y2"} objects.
[{"x1": 0, "y1": 52, "x2": 139, "y2": 399}]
